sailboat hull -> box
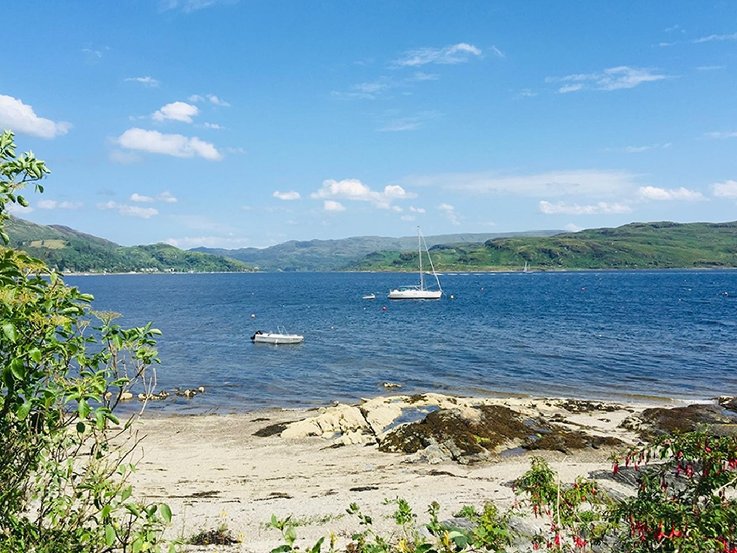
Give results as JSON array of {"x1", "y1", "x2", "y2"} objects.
[
  {"x1": 387, "y1": 227, "x2": 443, "y2": 300},
  {"x1": 388, "y1": 288, "x2": 442, "y2": 300}
]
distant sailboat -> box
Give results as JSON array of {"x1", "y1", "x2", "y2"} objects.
[{"x1": 388, "y1": 227, "x2": 443, "y2": 300}]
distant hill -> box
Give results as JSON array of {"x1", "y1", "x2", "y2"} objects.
[
  {"x1": 351, "y1": 221, "x2": 737, "y2": 271},
  {"x1": 8, "y1": 217, "x2": 733, "y2": 274},
  {"x1": 5, "y1": 216, "x2": 251, "y2": 273},
  {"x1": 193, "y1": 231, "x2": 561, "y2": 271}
]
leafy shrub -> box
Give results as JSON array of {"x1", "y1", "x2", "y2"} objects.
[{"x1": 0, "y1": 130, "x2": 171, "y2": 552}]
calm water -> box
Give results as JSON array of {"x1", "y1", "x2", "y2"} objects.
[{"x1": 66, "y1": 271, "x2": 737, "y2": 413}]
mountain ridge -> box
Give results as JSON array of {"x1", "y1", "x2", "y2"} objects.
[{"x1": 6, "y1": 216, "x2": 737, "y2": 273}]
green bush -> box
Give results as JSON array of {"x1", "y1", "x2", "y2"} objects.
[{"x1": 0, "y1": 130, "x2": 171, "y2": 552}]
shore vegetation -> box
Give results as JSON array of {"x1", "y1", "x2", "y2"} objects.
[{"x1": 0, "y1": 130, "x2": 171, "y2": 552}]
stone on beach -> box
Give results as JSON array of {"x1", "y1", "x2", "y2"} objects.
[{"x1": 280, "y1": 403, "x2": 369, "y2": 439}]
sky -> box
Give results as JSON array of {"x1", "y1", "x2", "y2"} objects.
[{"x1": 1, "y1": 1, "x2": 736, "y2": 249}]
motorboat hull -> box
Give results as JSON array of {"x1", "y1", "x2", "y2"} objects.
[{"x1": 251, "y1": 332, "x2": 304, "y2": 344}]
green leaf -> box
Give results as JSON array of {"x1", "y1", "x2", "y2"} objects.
[
  {"x1": 308, "y1": 537, "x2": 325, "y2": 553},
  {"x1": 2, "y1": 322, "x2": 17, "y2": 342},
  {"x1": 78, "y1": 398, "x2": 90, "y2": 419},
  {"x1": 29, "y1": 348, "x2": 42, "y2": 362},
  {"x1": 159, "y1": 503, "x2": 172, "y2": 524},
  {"x1": 16, "y1": 400, "x2": 32, "y2": 420},
  {"x1": 270, "y1": 546, "x2": 293, "y2": 553},
  {"x1": 10, "y1": 358, "x2": 25, "y2": 380},
  {"x1": 105, "y1": 525, "x2": 116, "y2": 547},
  {"x1": 76, "y1": 421, "x2": 86, "y2": 433}
]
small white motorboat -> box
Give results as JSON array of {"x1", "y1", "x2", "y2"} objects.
[
  {"x1": 250, "y1": 329, "x2": 304, "y2": 345},
  {"x1": 362, "y1": 293, "x2": 376, "y2": 300}
]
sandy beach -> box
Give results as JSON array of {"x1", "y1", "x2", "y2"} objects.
[{"x1": 122, "y1": 392, "x2": 708, "y2": 551}]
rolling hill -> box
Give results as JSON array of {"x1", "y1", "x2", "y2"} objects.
[
  {"x1": 192, "y1": 231, "x2": 560, "y2": 271},
  {"x1": 5, "y1": 216, "x2": 251, "y2": 273},
  {"x1": 350, "y1": 221, "x2": 737, "y2": 271},
  {"x1": 6, "y1": 217, "x2": 737, "y2": 273}
]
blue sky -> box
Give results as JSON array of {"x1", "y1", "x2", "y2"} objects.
[{"x1": 2, "y1": 1, "x2": 736, "y2": 248}]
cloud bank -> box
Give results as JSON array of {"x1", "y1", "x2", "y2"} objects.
[
  {"x1": 0, "y1": 95, "x2": 71, "y2": 138},
  {"x1": 117, "y1": 128, "x2": 222, "y2": 160}
]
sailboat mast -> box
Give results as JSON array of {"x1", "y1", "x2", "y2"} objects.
[{"x1": 417, "y1": 226, "x2": 424, "y2": 290}]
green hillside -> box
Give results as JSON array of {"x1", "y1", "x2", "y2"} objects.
[
  {"x1": 6, "y1": 216, "x2": 251, "y2": 273},
  {"x1": 351, "y1": 221, "x2": 737, "y2": 271},
  {"x1": 193, "y1": 231, "x2": 560, "y2": 271}
]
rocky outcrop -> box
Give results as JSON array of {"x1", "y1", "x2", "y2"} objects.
[
  {"x1": 276, "y1": 394, "x2": 633, "y2": 463},
  {"x1": 623, "y1": 402, "x2": 737, "y2": 440}
]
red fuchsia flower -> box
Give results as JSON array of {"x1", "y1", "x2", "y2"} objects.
[
  {"x1": 573, "y1": 535, "x2": 587, "y2": 548},
  {"x1": 612, "y1": 462, "x2": 619, "y2": 474}
]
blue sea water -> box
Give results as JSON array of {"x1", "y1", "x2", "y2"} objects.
[{"x1": 66, "y1": 271, "x2": 737, "y2": 414}]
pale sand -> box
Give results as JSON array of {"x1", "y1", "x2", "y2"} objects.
[{"x1": 126, "y1": 395, "x2": 662, "y2": 552}]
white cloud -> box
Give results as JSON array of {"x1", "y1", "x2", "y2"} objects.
[
  {"x1": 165, "y1": 235, "x2": 253, "y2": 249},
  {"x1": 273, "y1": 190, "x2": 301, "y2": 201},
  {"x1": 409, "y1": 169, "x2": 638, "y2": 198},
  {"x1": 332, "y1": 79, "x2": 391, "y2": 100},
  {"x1": 621, "y1": 143, "x2": 671, "y2": 153},
  {"x1": 705, "y1": 131, "x2": 737, "y2": 139},
  {"x1": 410, "y1": 71, "x2": 439, "y2": 81},
  {"x1": 323, "y1": 200, "x2": 346, "y2": 212},
  {"x1": 158, "y1": 191, "x2": 178, "y2": 203},
  {"x1": 409, "y1": 206, "x2": 426, "y2": 214},
  {"x1": 152, "y1": 101, "x2": 199, "y2": 123},
  {"x1": 538, "y1": 200, "x2": 632, "y2": 215},
  {"x1": 160, "y1": 0, "x2": 226, "y2": 13},
  {"x1": 131, "y1": 191, "x2": 178, "y2": 203},
  {"x1": 37, "y1": 199, "x2": 82, "y2": 210},
  {"x1": 0, "y1": 95, "x2": 71, "y2": 139},
  {"x1": 312, "y1": 178, "x2": 415, "y2": 209},
  {"x1": 551, "y1": 66, "x2": 669, "y2": 93},
  {"x1": 564, "y1": 223, "x2": 584, "y2": 232},
  {"x1": 638, "y1": 186, "x2": 704, "y2": 201},
  {"x1": 125, "y1": 76, "x2": 160, "y2": 87},
  {"x1": 6, "y1": 203, "x2": 33, "y2": 215},
  {"x1": 98, "y1": 201, "x2": 159, "y2": 219},
  {"x1": 189, "y1": 94, "x2": 231, "y2": 107},
  {"x1": 394, "y1": 42, "x2": 482, "y2": 67},
  {"x1": 712, "y1": 180, "x2": 737, "y2": 199},
  {"x1": 693, "y1": 33, "x2": 737, "y2": 43},
  {"x1": 558, "y1": 83, "x2": 584, "y2": 93},
  {"x1": 204, "y1": 122, "x2": 224, "y2": 130},
  {"x1": 438, "y1": 203, "x2": 461, "y2": 225},
  {"x1": 131, "y1": 193, "x2": 155, "y2": 203},
  {"x1": 378, "y1": 111, "x2": 438, "y2": 132},
  {"x1": 116, "y1": 128, "x2": 222, "y2": 160}
]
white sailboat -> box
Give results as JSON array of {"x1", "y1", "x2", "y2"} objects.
[{"x1": 388, "y1": 227, "x2": 443, "y2": 300}]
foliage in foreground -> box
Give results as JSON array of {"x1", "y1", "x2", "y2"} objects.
[
  {"x1": 0, "y1": 130, "x2": 171, "y2": 552},
  {"x1": 269, "y1": 431, "x2": 737, "y2": 552}
]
